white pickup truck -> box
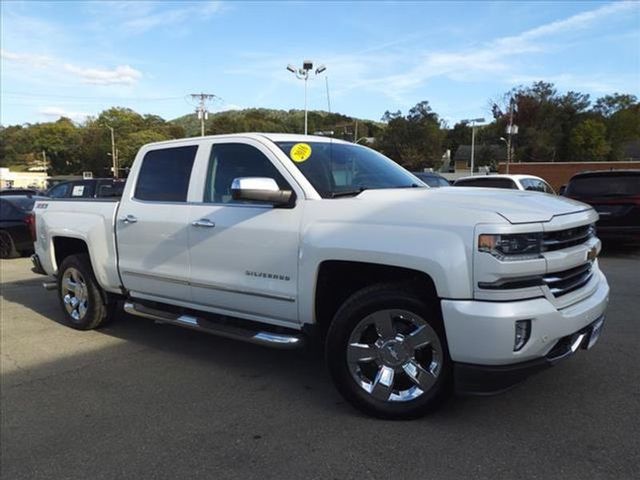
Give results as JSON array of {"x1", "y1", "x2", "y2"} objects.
[{"x1": 31, "y1": 133, "x2": 609, "y2": 419}]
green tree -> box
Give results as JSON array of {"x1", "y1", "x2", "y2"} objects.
[
  {"x1": 593, "y1": 93, "x2": 638, "y2": 117},
  {"x1": 568, "y1": 119, "x2": 611, "y2": 161},
  {"x1": 377, "y1": 101, "x2": 445, "y2": 170}
]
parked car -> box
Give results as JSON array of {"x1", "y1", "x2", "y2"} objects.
[
  {"x1": 0, "y1": 195, "x2": 46, "y2": 258},
  {"x1": 46, "y1": 178, "x2": 126, "y2": 199},
  {"x1": 563, "y1": 170, "x2": 640, "y2": 244},
  {"x1": 32, "y1": 134, "x2": 608, "y2": 419},
  {"x1": 0, "y1": 188, "x2": 43, "y2": 196},
  {"x1": 453, "y1": 174, "x2": 555, "y2": 193},
  {"x1": 411, "y1": 171, "x2": 451, "y2": 187}
]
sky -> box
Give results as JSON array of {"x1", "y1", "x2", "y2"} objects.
[{"x1": 1, "y1": 0, "x2": 639, "y2": 127}]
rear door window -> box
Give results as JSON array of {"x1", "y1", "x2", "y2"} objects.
[
  {"x1": 47, "y1": 183, "x2": 71, "y2": 198},
  {"x1": 521, "y1": 178, "x2": 554, "y2": 193},
  {"x1": 455, "y1": 178, "x2": 518, "y2": 189},
  {"x1": 135, "y1": 146, "x2": 198, "y2": 202},
  {"x1": 70, "y1": 181, "x2": 96, "y2": 198}
]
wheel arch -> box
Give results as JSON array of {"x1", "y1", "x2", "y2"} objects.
[{"x1": 313, "y1": 260, "x2": 440, "y2": 337}]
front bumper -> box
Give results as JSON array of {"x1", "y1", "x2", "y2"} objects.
[
  {"x1": 454, "y1": 315, "x2": 605, "y2": 394},
  {"x1": 441, "y1": 269, "x2": 609, "y2": 392}
]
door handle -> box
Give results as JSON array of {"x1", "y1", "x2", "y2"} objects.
[
  {"x1": 191, "y1": 218, "x2": 216, "y2": 228},
  {"x1": 120, "y1": 214, "x2": 138, "y2": 224}
]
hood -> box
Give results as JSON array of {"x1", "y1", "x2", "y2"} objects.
[{"x1": 357, "y1": 187, "x2": 592, "y2": 224}]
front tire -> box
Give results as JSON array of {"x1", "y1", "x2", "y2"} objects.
[
  {"x1": 57, "y1": 254, "x2": 113, "y2": 330},
  {"x1": 326, "y1": 284, "x2": 452, "y2": 419}
]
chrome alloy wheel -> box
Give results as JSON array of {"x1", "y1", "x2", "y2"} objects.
[
  {"x1": 61, "y1": 267, "x2": 89, "y2": 322},
  {"x1": 347, "y1": 309, "x2": 443, "y2": 402}
]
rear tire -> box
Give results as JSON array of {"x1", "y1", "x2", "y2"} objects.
[
  {"x1": 57, "y1": 254, "x2": 114, "y2": 330},
  {"x1": 0, "y1": 230, "x2": 18, "y2": 259},
  {"x1": 326, "y1": 283, "x2": 452, "y2": 419}
]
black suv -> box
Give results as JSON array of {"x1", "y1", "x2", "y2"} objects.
[{"x1": 564, "y1": 170, "x2": 640, "y2": 244}]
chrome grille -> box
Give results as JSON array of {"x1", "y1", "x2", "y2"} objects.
[
  {"x1": 542, "y1": 224, "x2": 594, "y2": 252},
  {"x1": 543, "y1": 263, "x2": 593, "y2": 297}
]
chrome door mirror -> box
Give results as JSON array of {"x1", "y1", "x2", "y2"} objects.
[{"x1": 231, "y1": 177, "x2": 293, "y2": 206}]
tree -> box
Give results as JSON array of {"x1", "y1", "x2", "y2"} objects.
[
  {"x1": 377, "y1": 101, "x2": 445, "y2": 170},
  {"x1": 593, "y1": 93, "x2": 638, "y2": 117},
  {"x1": 568, "y1": 119, "x2": 611, "y2": 161}
]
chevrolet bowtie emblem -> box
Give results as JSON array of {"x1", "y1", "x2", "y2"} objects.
[{"x1": 587, "y1": 246, "x2": 598, "y2": 262}]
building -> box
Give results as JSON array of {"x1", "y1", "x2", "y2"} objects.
[{"x1": 0, "y1": 168, "x2": 48, "y2": 189}]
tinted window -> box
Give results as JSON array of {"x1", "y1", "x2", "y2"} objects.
[
  {"x1": 204, "y1": 143, "x2": 289, "y2": 203},
  {"x1": 48, "y1": 183, "x2": 71, "y2": 198},
  {"x1": 414, "y1": 173, "x2": 450, "y2": 187},
  {"x1": 70, "y1": 181, "x2": 96, "y2": 198},
  {"x1": 135, "y1": 146, "x2": 197, "y2": 202},
  {"x1": 276, "y1": 141, "x2": 420, "y2": 198},
  {"x1": 97, "y1": 181, "x2": 125, "y2": 198},
  {"x1": 521, "y1": 178, "x2": 555, "y2": 194},
  {"x1": 566, "y1": 174, "x2": 640, "y2": 197},
  {"x1": 0, "y1": 200, "x2": 18, "y2": 219},
  {"x1": 455, "y1": 178, "x2": 518, "y2": 189}
]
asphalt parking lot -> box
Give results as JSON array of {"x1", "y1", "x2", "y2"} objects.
[{"x1": 1, "y1": 248, "x2": 639, "y2": 480}]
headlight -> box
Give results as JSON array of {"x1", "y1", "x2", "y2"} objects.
[{"x1": 478, "y1": 232, "x2": 543, "y2": 261}]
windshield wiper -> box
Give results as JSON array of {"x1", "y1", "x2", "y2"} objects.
[{"x1": 329, "y1": 187, "x2": 368, "y2": 198}]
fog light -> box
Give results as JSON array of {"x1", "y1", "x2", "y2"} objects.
[{"x1": 514, "y1": 320, "x2": 531, "y2": 351}]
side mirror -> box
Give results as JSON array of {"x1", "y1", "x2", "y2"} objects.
[
  {"x1": 231, "y1": 177, "x2": 293, "y2": 206},
  {"x1": 559, "y1": 185, "x2": 566, "y2": 196}
]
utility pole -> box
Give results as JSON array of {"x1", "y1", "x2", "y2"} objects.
[
  {"x1": 104, "y1": 124, "x2": 118, "y2": 179},
  {"x1": 190, "y1": 93, "x2": 217, "y2": 137},
  {"x1": 505, "y1": 99, "x2": 518, "y2": 174}
]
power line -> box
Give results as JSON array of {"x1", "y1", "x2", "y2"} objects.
[
  {"x1": 190, "y1": 93, "x2": 217, "y2": 137},
  {"x1": 3, "y1": 91, "x2": 184, "y2": 102}
]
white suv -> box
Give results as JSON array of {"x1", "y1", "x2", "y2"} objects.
[{"x1": 454, "y1": 174, "x2": 555, "y2": 194}]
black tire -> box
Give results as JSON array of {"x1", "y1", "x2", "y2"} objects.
[
  {"x1": 0, "y1": 230, "x2": 18, "y2": 259},
  {"x1": 326, "y1": 283, "x2": 452, "y2": 419},
  {"x1": 57, "y1": 253, "x2": 114, "y2": 330}
]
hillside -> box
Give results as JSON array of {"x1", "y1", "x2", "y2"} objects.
[{"x1": 170, "y1": 108, "x2": 383, "y2": 139}]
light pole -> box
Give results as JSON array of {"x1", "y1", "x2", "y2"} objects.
[
  {"x1": 461, "y1": 117, "x2": 485, "y2": 175},
  {"x1": 499, "y1": 137, "x2": 509, "y2": 174},
  {"x1": 287, "y1": 61, "x2": 326, "y2": 135}
]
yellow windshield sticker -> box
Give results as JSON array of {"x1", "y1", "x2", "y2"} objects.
[{"x1": 290, "y1": 143, "x2": 312, "y2": 163}]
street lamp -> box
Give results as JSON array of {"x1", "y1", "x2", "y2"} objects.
[
  {"x1": 499, "y1": 137, "x2": 511, "y2": 174},
  {"x1": 461, "y1": 117, "x2": 485, "y2": 175},
  {"x1": 286, "y1": 61, "x2": 327, "y2": 135}
]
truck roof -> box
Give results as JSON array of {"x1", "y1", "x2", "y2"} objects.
[
  {"x1": 143, "y1": 133, "x2": 354, "y2": 148},
  {"x1": 455, "y1": 174, "x2": 547, "y2": 182}
]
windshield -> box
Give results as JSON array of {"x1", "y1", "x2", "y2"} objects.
[
  {"x1": 566, "y1": 174, "x2": 640, "y2": 197},
  {"x1": 276, "y1": 141, "x2": 422, "y2": 198}
]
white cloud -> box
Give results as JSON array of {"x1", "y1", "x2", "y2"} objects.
[
  {"x1": 40, "y1": 107, "x2": 90, "y2": 121},
  {"x1": 2, "y1": 49, "x2": 142, "y2": 86},
  {"x1": 63, "y1": 64, "x2": 142, "y2": 85}
]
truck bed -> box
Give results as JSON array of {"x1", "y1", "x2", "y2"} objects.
[{"x1": 33, "y1": 199, "x2": 122, "y2": 294}]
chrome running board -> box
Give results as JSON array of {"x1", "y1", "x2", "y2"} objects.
[
  {"x1": 123, "y1": 301, "x2": 305, "y2": 349},
  {"x1": 42, "y1": 281, "x2": 57, "y2": 291}
]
